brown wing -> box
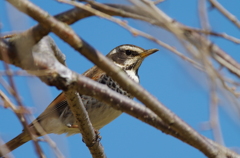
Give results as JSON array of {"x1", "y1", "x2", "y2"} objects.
[
  {"x1": 42, "y1": 66, "x2": 104, "y2": 110},
  {"x1": 29, "y1": 93, "x2": 67, "y2": 127},
  {"x1": 82, "y1": 65, "x2": 105, "y2": 81},
  {"x1": 44, "y1": 66, "x2": 105, "y2": 110},
  {"x1": 44, "y1": 92, "x2": 66, "y2": 110}
]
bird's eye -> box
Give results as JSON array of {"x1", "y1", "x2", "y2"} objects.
[{"x1": 125, "y1": 50, "x2": 132, "y2": 56}]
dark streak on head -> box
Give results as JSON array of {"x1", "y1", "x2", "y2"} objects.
[{"x1": 107, "y1": 44, "x2": 145, "y2": 65}]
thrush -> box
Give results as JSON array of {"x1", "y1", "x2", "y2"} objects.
[{"x1": 0, "y1": 44, "x2": 158, "y2": 156}]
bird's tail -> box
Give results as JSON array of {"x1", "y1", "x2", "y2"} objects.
[{"x1": 0, "y1": 132, "x2": 31, "y2": 157}]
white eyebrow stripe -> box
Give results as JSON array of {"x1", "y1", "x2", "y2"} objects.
[
  {"x1": 119, "y1": 45, "x2": 144, "y2": 53},
  {"x1": 109, "y1": 49, "x2": 116, "y2": 54}
]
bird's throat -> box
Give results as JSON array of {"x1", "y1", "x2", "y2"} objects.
[{"x1": 125, "y1": 69, "x2": 139, "y2": 83}]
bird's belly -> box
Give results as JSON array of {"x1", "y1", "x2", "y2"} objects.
[
  {"x1": 82, "y1": 96, "x2": 122, "y2": 130},
  {"x1": 87, "y1": 102, "x2": 122, "y2": 130},
  {"x1": 41, "y1": 97, "x2": 122, "y2": 136},
  {"x1": 39, "y1": 117, "x2": 78, "y2": 135}
]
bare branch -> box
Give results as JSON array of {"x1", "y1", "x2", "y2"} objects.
[
  {"x1": 184, "y1": 28, "x2": 240, "y2": 44},
  {"x1": 208, "y1": 0, "x2": 240, "y2": 28},
  {"x1": 198, "y1": 0, "x2": 211, "y2": 34},
  {"x1": 0, "y1": 138, "x2": 12, "y2": 158},
  {"x1": 153, "y1": 0, "x2": 165, "y2": 5},
  {"x1": 65, "y1": 90, "x2": 106, "y2": 158},
  {"x1": 209, "y1": 82, "x2": 224, "y2": 145}
]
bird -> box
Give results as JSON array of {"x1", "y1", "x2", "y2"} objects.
[{"x1": 0, "y1": 44, "x2": 158, "y2": 156}]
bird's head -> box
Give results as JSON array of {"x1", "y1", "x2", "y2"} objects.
[{"x1": 107, "y1": 44, "x2": 158, "y2": 80}]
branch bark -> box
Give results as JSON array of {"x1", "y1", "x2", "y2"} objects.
[{"x1": 65, "y1": 90, "x2": 106, "y2": 158}]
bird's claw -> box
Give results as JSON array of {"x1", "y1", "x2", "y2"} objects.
[{"x1": 82, "y1": 130, "x2": 102, "y2": 147}]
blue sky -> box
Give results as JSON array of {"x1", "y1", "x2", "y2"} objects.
[{"x1": 1, "y1": 0, "x2": 240, "y2": 157}]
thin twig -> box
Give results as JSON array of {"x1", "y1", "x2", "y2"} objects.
[
  {"x1": 27, "y1": 115, "x2": 65, "y2": 158},
  {"x1": 209, "y1": 72, "x2": 225, "y2": 145},
  {"x1": 0, "y1": 138, "x2": 12, "y2": 158},
  {"x1": 198, "y1": 0, "x2": 225, "y2": 145},
  {"x1": 0, "y1": 70, "x2": 55, "y2": 77},
  {"x1": 0, "y1": 92, "x2": 64, "y2": 158},
  {"x1": 198, "y1": 0, "x2": 211, "y2": 37},
  {"x1": 0, "y1": 77, "x2": 15, "y2": 97},
  {"x1": 0, "y1": 90, "x2": 30, "y2": 114},
  {"x1": 0, "y1": 87, "x2": 64, "y2": 158},
  {"x1": 153, "y1": 0, "x2": 165, "y2": 5},
  {"x1": 0, "y1": 32, "x2": 19, "y2": 39},
  {"x1": 224, "y1": 77, "x2": 240, "y2": 87},
  {"x1": 184, "y1": 28, "x2": 240, "y2": 44},
  {"x1": 215, "y1": 69, "x2": 240, "y2": 98},
  {"x1": 209, "y1": 0, "x2": 240, "y2": 28},
  {"x1": 40, "y1": 137, "x2": 64, "y2": 158}
]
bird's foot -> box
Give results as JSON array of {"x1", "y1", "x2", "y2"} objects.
[
  {"x1": 94, "y1": 129, "x2": 102, "y2": 142},
  {"x1": 82, "y1": 130, "x2": 102, "y2": 147},
  {"x1": 67, "y1": 124, "x2": 101, "y2": 147}
]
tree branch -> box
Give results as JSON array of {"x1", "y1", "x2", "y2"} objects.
[
  {"x1": 65, "y1": 90, "x2": 106, "y2": 158},
  {"x1": 208, "y1": 0, "x2": 240, "y2": 29}
]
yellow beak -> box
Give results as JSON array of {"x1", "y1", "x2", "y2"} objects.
[{"x1": 140, "y1": 48, "x2": 159, "y2": 58}]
